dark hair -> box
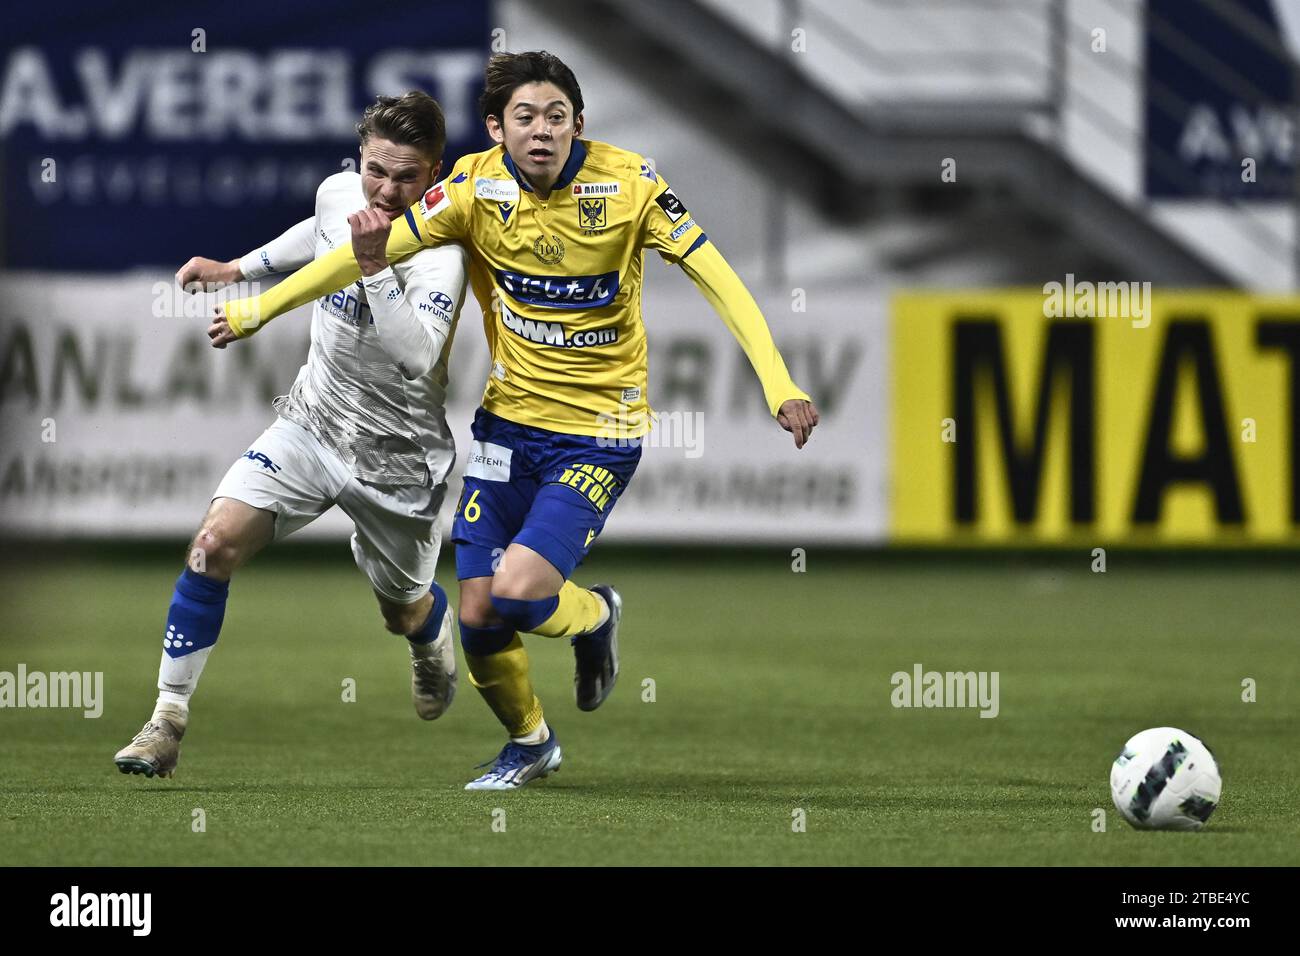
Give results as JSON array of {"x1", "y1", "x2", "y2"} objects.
[
  {"x1": 356, "y1": 91, "x2": 447, "y2": 163},
  {"x1": 478, "y1": 51, "x2": 584, "y2": 121}
]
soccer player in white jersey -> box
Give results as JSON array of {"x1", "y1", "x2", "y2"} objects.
[{"x1": 113, "y1": 92, "x2": 470, "y2": 778}]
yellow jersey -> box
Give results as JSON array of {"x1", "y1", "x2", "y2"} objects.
[{"x1": 226, "y1": 138, "x2": 809, "y2": 437}]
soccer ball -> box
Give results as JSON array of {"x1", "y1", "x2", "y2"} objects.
[{"x1": 1109, "y1": 727, "x2": 1222, "y2": 831}]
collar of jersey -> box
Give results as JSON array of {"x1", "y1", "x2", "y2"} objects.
[{"x1": 501, "y1": 138, "x2": 588, "y2": 195}]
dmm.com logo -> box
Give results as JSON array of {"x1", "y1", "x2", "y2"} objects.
[
  {"x1": 501, "y1": 305, "x2": 617, "y2": 349},
  {"x1": 495, "y1": 269, "x2": 619, "y2": 309}
]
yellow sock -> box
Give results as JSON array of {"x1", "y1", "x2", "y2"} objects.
[
  {"x1": 530, "y1": 580, "x2": 604, "y2": 638},
  {"x1": 463, "y1": 633, "x2": 544, "y2": 737}
]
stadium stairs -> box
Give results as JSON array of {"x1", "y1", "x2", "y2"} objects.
[{"x1": 536, "y1": 0, "x2": 1266, "y2": 288}]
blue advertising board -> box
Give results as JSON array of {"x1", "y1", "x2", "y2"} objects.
[
  {"x1": 0, "y1": 1, "x2": 491, "y2": 269},
  {"x1": 1145, "y1": 0, "x2": 1295, "y2": 200}
]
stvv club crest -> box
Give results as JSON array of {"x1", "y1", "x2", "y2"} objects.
[{"x1": 578, "y1": 197, "x2": 607, "y2": 232}]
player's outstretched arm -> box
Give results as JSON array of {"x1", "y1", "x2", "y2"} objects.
[
  {"x1": 216, "y1": 211, "x2": 426, "y2": 343},
  {"x1": 179, "y1": 217, "x2": 320, "y2": 348},
  {"x1": 177, "y1": 217, "x2": 316, "y2": 293},
  {"x1": 677, "y1": 242, "x2": 820, "y2": 448},
  {"x1": 235, "y1": 217, "x2": 319, "y2": 282}
]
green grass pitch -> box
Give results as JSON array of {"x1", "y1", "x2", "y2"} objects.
[{"x1": 1, "y1": 548, "x2": 1296, "y2": 866}]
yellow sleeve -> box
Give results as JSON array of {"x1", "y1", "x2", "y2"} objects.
[
  {"x1": 637, "y1": 169, "x2": 807, "y2": 414},
  {"x1": 224, "y1": 177, "x2": 468, "y2": 338},
  {"x1": 640, "y1": 174, "x2": 706, "y2": 261},
  {"x1": 676, "y1": 241, "x2": 811, "y2": 417}
]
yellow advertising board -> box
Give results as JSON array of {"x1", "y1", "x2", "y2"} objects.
[{"x1": 892, "y1": 291, "x2": 1300, "y2": 545}]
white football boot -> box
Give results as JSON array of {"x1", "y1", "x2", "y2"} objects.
[
  {"x1": 410, "y1": 599, "x2": 458, "y2": 720},
  {"x1": 114, "y1": 703, "x2": 187, "y2": 778},
  {"x1": 464, "y1": 731, "x2": 562, "y2": 790}
]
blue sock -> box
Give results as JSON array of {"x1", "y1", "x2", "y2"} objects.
[
  {"x1": 157, "y1": 567, "x2": 229, "y2": 704},
  {"x1": 489, "y1": 593, "x2": 559, "y2": 632},
  {"x1": 458, "y1": 620, "x2": 516, "y2": 656},
  {"x1": 163, "y1": 567, "x2": 229, "y2": 659},
  {"x1": 407, "y1": 580, "x2": 449, "y2": 645}
]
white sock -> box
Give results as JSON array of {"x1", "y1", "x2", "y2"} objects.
[
  {"x1": 155, "y1": 645, "x2": 215, "y2": 714},
  {"x1": 153, "y1": 697, "x2": 188, "y2": 723},
  {"x1": 511, "y1": 719, "x2": 550, "y2": 747}
]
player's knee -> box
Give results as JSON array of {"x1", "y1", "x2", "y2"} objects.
[
  {"x1": 457, "y1": 585, "x2": 514, "y2": 654},
  {"x1": 188, "y1": 525, "x2": 242, "y2": 579},
  {"x1": 488, "y1": 593, "x2": 558, "y2": 632},
  {"x1": 457, "y1": 595, "x2": 500, "y2": 630},
  {"x1": 489, "y1": 566, "x2": 557, "y2": 601},
  {"x1": 189, "y1": 500, "x2": 273, "y2": 579},
  {"x1": 456, "y1": 576, "x2": 500, "y2": 630},
  {"x1": 487, "y1": 567, "x2": 561, "y2": 629}
]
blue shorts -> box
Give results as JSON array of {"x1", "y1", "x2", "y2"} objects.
[{"x1": 452, "y1": 407, "x2": 642, "y2": 581}]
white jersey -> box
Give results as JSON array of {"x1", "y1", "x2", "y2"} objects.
[{"x1": 240, "y1": 172, "x2": 469, "y2": 487}]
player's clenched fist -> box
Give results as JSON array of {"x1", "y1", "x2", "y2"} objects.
[
  {"x1": 350, "y1": 207, "x2": 392, "y2": 277},
  {"x1": 207, "y1": 305, "x2": 238, "y2": 349},
  {"x1": 176, "y1": 256, "x2": 242, "y2": 293}
]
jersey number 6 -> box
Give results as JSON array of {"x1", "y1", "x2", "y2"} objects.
[{"x1": 462, "y1": 489, "x2": 483, "y2": 523}]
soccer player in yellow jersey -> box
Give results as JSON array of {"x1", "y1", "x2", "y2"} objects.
[{"x1": 217, "y1": 52, "x2": 820, "y2": 789}]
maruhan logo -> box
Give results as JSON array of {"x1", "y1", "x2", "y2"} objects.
[
  {"x1": 890, "y1": 664, "x2": 999, "y2": 718},
  {"x1": 0, "y1": 664, "x2": 102, "y2": 718},
  {"x1": 50, "y1": 886, "x2": 151, "y2": 936}
]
